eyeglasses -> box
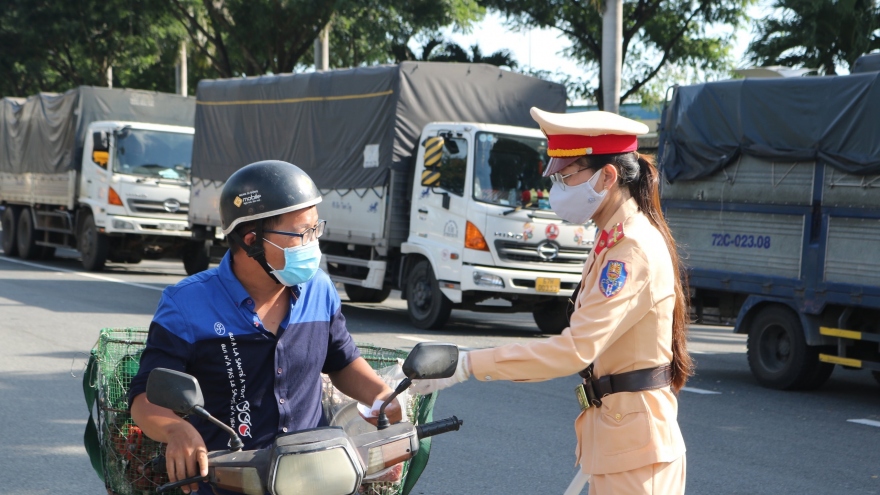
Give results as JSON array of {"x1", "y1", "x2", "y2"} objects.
[
  {"x1": 263, "y1": 220, "x2": 326, "y2": 246},
  {"x1": 549, "y1": 167, "x2": 591, "y2": 187}
]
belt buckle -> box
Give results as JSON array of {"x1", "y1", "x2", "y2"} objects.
[{"x1": 575, "y1": 384, "x2": 591, "y2": 410}]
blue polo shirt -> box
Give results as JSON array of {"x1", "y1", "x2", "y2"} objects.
[{"x1": 128, "y1": 251, "x2": 360, "y2": 454}]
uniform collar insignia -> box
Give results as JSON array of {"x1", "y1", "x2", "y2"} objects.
[{"x1": 593, "y1": 222, "x2": 625, "y2": 256}]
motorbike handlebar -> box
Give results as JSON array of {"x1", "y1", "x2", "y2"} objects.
[
  {"x1": 157, "y1": 475, "x2": 208, "y2": 493},
  {"x1": 415, "y1": 416, "x2": 463, "y2": 439}
]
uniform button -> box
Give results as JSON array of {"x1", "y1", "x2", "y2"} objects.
[
  {"x1": 614, "y1": 413, "x2": 622, "y2": 421},
  {"x1": 484, "y1": 375, "x2": 492, "y2": 381},
  {"x1": 277, "y1": 368, "x2": 282, "y2": 374},
  {"x1": 282, "y1": 427, "x2": 288, "y2": 433},
  {"x1": 279, "y1": 398, "x2": 285, "y2": 404}
]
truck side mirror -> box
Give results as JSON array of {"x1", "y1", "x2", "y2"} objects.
[{"x1": 421, "y1": 136, "x2": 443, "y2": 187}]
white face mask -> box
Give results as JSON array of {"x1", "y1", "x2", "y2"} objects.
[{"x1": 549, "y1": 169, "x2": 607, "y2": 224}]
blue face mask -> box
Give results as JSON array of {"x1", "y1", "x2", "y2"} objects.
[{"x1": 264, "y1": 239, "x2": 322, "y2": 286}]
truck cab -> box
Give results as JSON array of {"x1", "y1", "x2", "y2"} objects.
[
  {"x1": 401, "y1": 123, "x2": 594, "y2": 333},
  {"x1": 76, "y1": 122, "x2": 204, "y2": 271}
]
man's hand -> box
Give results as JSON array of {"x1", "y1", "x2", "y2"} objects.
[
  {"x1": 163, "y1": 421, "x2": 209, "y2": 494},
  {"x1": 411, "y1": 351, "x2": 471, "y2": 395},
  {"x1": 131, "y1": 393, "x2": 209, "y2": 494},
  {"x1": 359, "y1": 397, "x2": 404, "y2": 426}
]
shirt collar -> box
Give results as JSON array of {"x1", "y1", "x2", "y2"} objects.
[
  {"x1": 218, "y1": 251, "x2": 255, "y2": 308},
  {"x1": 599, "y1": 197, "x2": 640, "y2": 233},
  {"x1": 219, "y1": 251, "x2": 303, "y2": 308}
]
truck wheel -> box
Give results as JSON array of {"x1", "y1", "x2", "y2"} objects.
[
  {"x1": 344, "y1": 284, "x2": 392, "y2": 303},
  {"x1": 532, "y1": 298, "x2": 570, "y2": 334},
  {"x1": 16, "y1": 208, "x2": 41, "y2": 260},
  {"x1": 746, "y1": 305, "x2": 830, "y2": 390},
  {"x1": 79, "y1": 214, "x2": 108, "y2": 271},
  {"x1": 1, "y1": 207, "x2": 18, "y2": 257},
  {"x1": 406, "y1": 260, "x2": 452, "y2": 329},
  {"x1": 182, "y1": 240, "x2": 210, "y2": 275}
]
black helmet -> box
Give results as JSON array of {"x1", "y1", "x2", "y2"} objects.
[{"x1": 220, "y1": 160, "x2": 321, "y2": 235}]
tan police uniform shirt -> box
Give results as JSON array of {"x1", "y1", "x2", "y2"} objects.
[{"x1": 469, "y1": 198, "x2": 686, "y2": 475}]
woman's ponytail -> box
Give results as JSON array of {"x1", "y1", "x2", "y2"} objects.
[
  {"x1": 586, "y1": 152, "x2": 694, "y2": 392},
  {"x1": 630, "y1": 155, "x2": 694, "y2": 392}
]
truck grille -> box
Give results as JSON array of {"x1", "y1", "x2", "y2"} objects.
[
  {"x1": 127, "y1": 198, "x2": 189, "y2": 215},
  {"x1": 494, "y1": 240, "x2": 589, "y2": 265}
]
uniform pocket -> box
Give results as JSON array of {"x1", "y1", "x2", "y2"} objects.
[{"x1": 596, "y1": 392, "x2": 651, "y2": 456}]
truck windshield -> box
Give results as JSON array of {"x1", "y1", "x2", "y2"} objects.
[
  {"x1": 473, "y1": 132, "x2": 552, "y2": 209},
  {"x1": 114, "y1": 129, "x2": 193, "y2": 180}
]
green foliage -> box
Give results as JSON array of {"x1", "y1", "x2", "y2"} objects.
[
  {"x1": 169, "y1": 0, "x2": 483, "y2": 74},
  {"x1": 327, "y1": 0, "x2": 485, "y2": 67},
  {"x1": 0, "y1": 0, "x2": 188, "y2": 96},
  {"x1": 480, "y1": 0, "x2": 752, "y2": 107},
  {"x1": 747, "y1": 0, "x2": 880, "y2": 75}
]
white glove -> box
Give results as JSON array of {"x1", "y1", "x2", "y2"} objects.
[{"x1": 410, "y1": 351, "x2": 471, "y2": 395}]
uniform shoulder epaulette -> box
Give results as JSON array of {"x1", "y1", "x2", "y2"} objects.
[{"x1": 593, "y1": 222, "x2": 625, "y2": 256}]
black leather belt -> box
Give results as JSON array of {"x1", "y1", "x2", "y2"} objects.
[{"x1": 575, "y1": 364, "x2": 672, "y2": 410}]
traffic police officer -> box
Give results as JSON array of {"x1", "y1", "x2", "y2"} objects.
[{"x1": 413, "y1": 109, "x2": 693, "y2": 494}]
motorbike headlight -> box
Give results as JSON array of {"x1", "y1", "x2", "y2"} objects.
[{"x1": 270, "y1": 428, "x2": 363, "y2": 495}]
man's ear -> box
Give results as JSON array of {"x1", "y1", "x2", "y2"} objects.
[
  {"x1": 601, "y1": 164, "x2": 618, "y2": 191},
  {"x1": 243, "y1": 231, "x2": 257, "y2": 247}
]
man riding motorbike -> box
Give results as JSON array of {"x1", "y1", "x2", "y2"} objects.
[{"x1": 129, "y1": 160, "x2": 402, "y2": 494}]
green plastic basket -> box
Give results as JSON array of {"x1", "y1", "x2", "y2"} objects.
[{"x1": 87, "y1": 329, "x2": 432, "y2": 495}]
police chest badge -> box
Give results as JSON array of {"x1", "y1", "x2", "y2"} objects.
[{"x1": 599, "y1": 260, "x2": 627, "y2": 298}]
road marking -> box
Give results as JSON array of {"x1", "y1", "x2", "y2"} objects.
[
  {"x1": 690, "y1": 350, "x2": 715, "y2": 354},
  {"x1": 0, "y1": 255, "x2": 163, "y2": 292},
  {"x1": 681, "y1": 387, "x2": 722, "y2": 395},
  {"x1": 847, "y1": 419, "x2": 880, "y2": 428},
  {"x1": 396, "y1": 335, "x2": 436, "y2": 343}
]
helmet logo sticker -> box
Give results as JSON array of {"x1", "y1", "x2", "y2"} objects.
[{"x1": 237, "y1": 190, "x2": 262, "y2": 206}]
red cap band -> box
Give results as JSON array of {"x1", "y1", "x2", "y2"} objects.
[{"x1": 547, "y1": 134, "x2": 639, "y2": 157}]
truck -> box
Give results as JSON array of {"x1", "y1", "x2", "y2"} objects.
[
  {"x1": 188, "y1": 62, "x2": 595, "y2": 333},
  {"x1": 0, "y1": 86, "x2": 209, "y2": 274},
  {"x1": 657, "y1": 70, "x2": 880, "y2": 390}
]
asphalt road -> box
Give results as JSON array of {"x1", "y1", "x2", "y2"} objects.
[{"x1": 0, "y1": 251, "x2": 878, "y2": 495}]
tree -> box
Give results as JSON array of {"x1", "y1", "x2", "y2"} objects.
[
  {"x1": 166, "y1": 0, "x2": 341, "y2": 77},
  {"x1": 747, "y1": 0, "x2": 880, "y2": 75},
  {"x1": 426, "y1": 42, "x2": 518, "y2": 68},
  {"x1": 328, "y1": 0, "x2": 485, "y2": 68},
  {"x1": 480, "y1": 0, "x2": 752, "y2": 108},
  {"x1": 166, "y1": 0, "x2": 484, "y2": 75},
  {"x1": 0, "y1": 0, "x2": 187, "y2": 96}
]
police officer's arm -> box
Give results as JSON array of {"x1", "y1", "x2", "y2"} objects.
[{"x1": 469, "y1": 242, "x2": 655, "y2": 382}]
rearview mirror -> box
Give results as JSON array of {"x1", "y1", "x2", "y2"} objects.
[
  {"x1": 146, "y1": 368, "x2": 205, "y2": 414},
  {"x1": 402, "y1": 342, "x2": 458, "y2": 380}
]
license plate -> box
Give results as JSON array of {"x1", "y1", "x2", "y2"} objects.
[
  {"x1": 535, "y1": 277, "x2": 561, "y2": 293},
  {"x1": 158, "y1": 223, "x2": 186, "y2": 231}
]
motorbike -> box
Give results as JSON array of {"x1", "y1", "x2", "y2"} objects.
[{"x1": 145, "y1": 342, "x2": 464, "y2": 495}]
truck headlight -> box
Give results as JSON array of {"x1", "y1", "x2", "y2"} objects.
[
  {"x1": 473, "y1": 271, "x2": 505, "y2": 288},
  {"x1": 270, "y1": 429, "x2": 362, "y2": 495},
  {"x1": 112, "y1": 219, "x2": 135, "y2": 230}
]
